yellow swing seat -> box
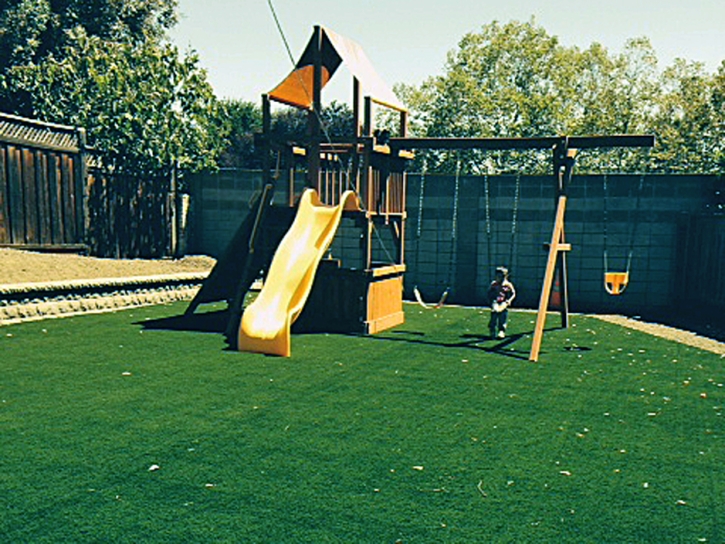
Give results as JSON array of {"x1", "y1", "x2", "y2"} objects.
[{"x1": 604, "y1": 272, "x2": 629, "y2": 295}]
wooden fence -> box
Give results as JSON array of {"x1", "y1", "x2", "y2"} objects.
[
  {"x1": 0, "y1": 113, "x2": 86, "y2": 251},
  {"x1": 0, "y1": 112, "x2": 176, "y2": 258},
  {"x1": 86, "y1": 165, "x2": 173, "y2": 258}
]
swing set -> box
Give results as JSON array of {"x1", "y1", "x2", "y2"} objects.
[
  {"x1": 413, "y1": 155, "x2": 523, "y2": 311},
  {"x1": 412, "y1": 157, "x2": 461, "y2": 310},
  {"x1": 388, "y1": 136, "x2": 654, "y2": 362}
]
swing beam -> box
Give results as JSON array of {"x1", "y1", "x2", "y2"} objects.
[
  {"x1": 390, "y1": 135, "x2": 654, "y2": 151},
  {"x1": 392, "y1": 135, "x2": 655, "y2": 362}
]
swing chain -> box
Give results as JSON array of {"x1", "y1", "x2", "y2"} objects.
[
  {"x1": 451, "y1": 159, "x2": 461, "y2": 241},
  {"x1": 508, "y1": 172, "x2": 521, "y2": 270},
  {"x1": 602, "y1": 173, "x2": 609, "y2": 270},
  {"x1": 416, "y1": 157, "x2": 427, "y2": 239},
  {"x1": 625, "y1": 174, "x2": 646, "y2": 274},
  {"x1": 484, "y1": 174, "x2": 492, "y2": 271}
]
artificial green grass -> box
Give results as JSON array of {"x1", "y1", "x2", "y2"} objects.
[{"x1": 1, "y1": 302, "x2": 722, "y2": 543}]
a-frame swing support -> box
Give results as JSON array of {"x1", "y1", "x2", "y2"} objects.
[
  {"x1": 390, "y1": 134, "x2": 654, "y2": 362},
  {"x1": 530, "y1": 140, "x2": 576, "y2": 362}
]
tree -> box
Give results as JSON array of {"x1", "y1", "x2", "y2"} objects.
[
  {"x1": 403, "y1": 19, "x2": 587, "y2": 174},
  {"x1": 0, "y1": 0, "x2": 177, "y2": 74},
  {"x1": 217, "y1": 99, "x2": 263, "y2": 169},
  {"x1": 396, "y1": 19, "x2": 723, "y2": 175},
  {"x1": 5, "y1": 29, "x2": 225, "y2": 176},
  {"x1": 571, "y1": 38, "x2": 661, "y2": 173},
  {"x1": 650, "y1": 60, "x2": 717, "y2": 173},
  {"x1": 1, "y1": 0, "x2": 226, "y2": 179},
  {"x1": 713, "y1": 62, "x2": 725, "y2": 173}
]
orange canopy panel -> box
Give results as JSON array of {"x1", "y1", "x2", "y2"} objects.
[{"x1": 268, "y1": 26, "x2": 405, "y2": 112}]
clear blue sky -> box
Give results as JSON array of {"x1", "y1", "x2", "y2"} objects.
[{"x1": 169, "y1": 0, "x2": 725, "y2": 104}]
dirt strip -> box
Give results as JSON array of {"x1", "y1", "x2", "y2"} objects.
[{"x1": 592, "y1": 314, "x2": 725, "y2": 356}]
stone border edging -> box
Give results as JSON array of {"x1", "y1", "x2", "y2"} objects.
[
  {"x1": 0, "y1": 273, "x2": 208, "y2": 326},
  {"x1": 0, "y1": 272, "x2": 208, "y2": 295}
]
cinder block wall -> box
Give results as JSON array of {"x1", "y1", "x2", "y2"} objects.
[
  {"x1": 187, "y1": 170, "x2": 717, "y2": 315},
  {"x1": 405, "y1": 173, "x2": 715, "y2": 314},
  {"x1": 186, "y1": 169, "x2": 266, "y2": 257}
]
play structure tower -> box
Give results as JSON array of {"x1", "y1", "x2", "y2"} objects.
[
  {"x1": 185, "y1": 26, "x2": 412, "y2": 356},
  {"x1": 253, "y1": 26, "x2": 412, "y2": 354}
]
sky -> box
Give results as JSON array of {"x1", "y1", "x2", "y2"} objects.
[{"x1": 169, "y1": 0, "x2": 725, "y2": 105}]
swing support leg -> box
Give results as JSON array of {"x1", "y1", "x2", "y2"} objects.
[
  {"x1": 530, "y1": 195, "x2": 568, "y2": 362},
  {"x1": 558, "y1": 247, "x2": 570, "y2": 328}
]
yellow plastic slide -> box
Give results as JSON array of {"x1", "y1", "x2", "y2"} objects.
[{"x1": 237, "y1": 188, "x2": 359, "y2": 357}]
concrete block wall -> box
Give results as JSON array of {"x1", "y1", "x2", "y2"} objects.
[
  {"x1": 187, "y1": 169, "x2": 718, "y2": 315},
  {"x1": 186, "y1": 169, "x2": 265, "y2": 257},
  {"x1": 406, "y1": 173, "x2": 716, "y2": 314}
]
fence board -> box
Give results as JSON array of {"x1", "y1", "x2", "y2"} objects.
[
  {"x1": 0, "y1": 146, "x2": 9, "y2": 243},
  {"x1": 47, "y1": 153, "x2": 64, "y2": 244},
  {"x1": 1, "y1": 114, "x2": 175, "y2": 257},
  {"x1": 7, "y1": 146, "x2": 24, "y2": 243},
  {"x1": 60, "y1": 154, "x2": 75, "y2": 242},
  {"x1": 22, "y1": 148, "x2": 38, "y2": 244},
  {"x1": 35, "y1": 151, "x2": 52, "y2": 244}
]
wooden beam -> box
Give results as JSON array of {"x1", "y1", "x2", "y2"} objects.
[
  {"x1": 389, "y1": 135, "x2": 654, "y2": 152},
  {"x1": 307, "y1": 25, "x2": 322, "y2": 188},
  {"x1": 529, "y1": 195, "x2": 568, "y2": 362}
]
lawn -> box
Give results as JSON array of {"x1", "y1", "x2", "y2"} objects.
[{"x1": 1, "y1": 302, "x2": 722, "y2": 543}]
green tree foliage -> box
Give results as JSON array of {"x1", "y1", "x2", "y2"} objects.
[
  {"x1": 648, "y1": 59, "x2": 725, "y2": 175},
  {"x1": 0, "y1": 0, "x2": 176, "y2": 72},
  {"x1": 0, "y1": 0, "x2": 224, "y2": 179},
  {"x1": 215, "y1": 99, "x2": 355, "y2": 169},
  {"x1": 400, "y1": 19, "x2": 722, "y2": 175},
  {"x1": 714, "y1": 63, "x2": 725, "y2": 173},
  {"x1": 270, "y1": 100, "x2": 355, "y2": 142},
  {"x1": 216, "y1": 99, "x2": 263, "y2": 169}
]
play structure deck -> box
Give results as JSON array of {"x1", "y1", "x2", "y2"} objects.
[{"x1": 186, "y1": 25, "x2": 654, "y2": 360}]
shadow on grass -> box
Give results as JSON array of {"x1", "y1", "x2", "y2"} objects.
[
  {"x1": 137, "y1": 309, "x2": 230, "y2": 334},
  {"x1": 137, "y1": 311, "x2": 583, "y2": 361},
  {"x1": 368, "y1": 329, "x2": 541, "y2": 361}
]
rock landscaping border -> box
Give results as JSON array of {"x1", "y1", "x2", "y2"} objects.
[{"x1": 0, "y1": 272, "x2": 207, "y2": 326}]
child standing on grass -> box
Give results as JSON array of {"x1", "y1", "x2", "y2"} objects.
[{"x1": 487, "y1": 266, "x2": 516, "y2": 338}]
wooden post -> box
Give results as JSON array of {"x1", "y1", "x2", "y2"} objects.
[
  {"x1": 262, "y1": 94, "x2": 272, "y2": 184},
  {"x1": 307, "y1": 25, "x2": 323, "y2": 189},
  {"x1": 399, "y1": 110, "x2": 408, "y2": 138},
  {"x1": 362, "y1": 96, "x2": 374, "y2": 269},
  {"x1": 351, "y1": 78, "x2": 363, "y2": 194},
  {"x1": 557, "y1": 248, "x2": 570, "y2": 327},
  {"x1": 558, "y1": 147, "x2": 576, "y2": 327},
  {"x1": 76, "y1": 127, "x2": 89, "y2": 243},
  {"x1": 529, "y1": 195, "x2": 567, "y2": 362}
]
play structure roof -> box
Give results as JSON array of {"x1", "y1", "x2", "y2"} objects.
[{"x1": 269, "y1": 26, "x2": 405, "y2": 112}]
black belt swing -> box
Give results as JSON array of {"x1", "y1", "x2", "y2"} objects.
[{"x1": 412, "y1": 155, "x2": 460, "y2": 309}]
